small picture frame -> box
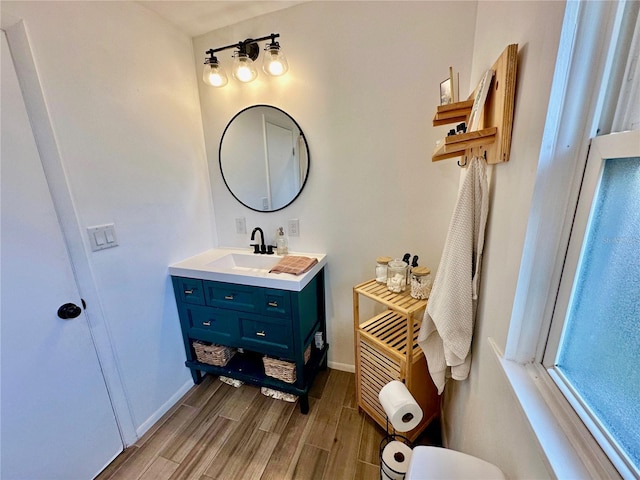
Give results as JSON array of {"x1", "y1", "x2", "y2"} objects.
[{"x1": 440, "y1": 78, "x2": 452, "y2": 105}]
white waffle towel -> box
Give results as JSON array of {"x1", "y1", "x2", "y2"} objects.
[{"x1": 418, "y1": 156, "x2": 489, "y2": 394}]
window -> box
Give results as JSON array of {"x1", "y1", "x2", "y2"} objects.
[
  {"x1": 544, "y1": 131, "x2": 640, "y2": 477},
  {"x1": 501, "y1": 1, "x2": 640, "y2": 478}
]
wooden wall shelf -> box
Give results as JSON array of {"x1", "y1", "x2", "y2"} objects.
[
  {"x1": 432, "y1": 44, "x2": 518, "y2": 165},
  {"x1": 433, "y1": 99, "x2": 474, "y2": 126},
  {"x1": 432, "y1": 126, "x2": 497, "y2": 162}
]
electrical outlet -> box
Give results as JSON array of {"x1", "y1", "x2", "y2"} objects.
[
  {"x1": 288, "y1": 219, "x2": 299, "y2": 237},
  {"x1": 235, "y1": 217, "x2": 246, "y2": 234}
]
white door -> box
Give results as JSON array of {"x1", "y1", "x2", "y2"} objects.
[{"x1": 1, "y1": 33, "x2": 123, "y2": 479}]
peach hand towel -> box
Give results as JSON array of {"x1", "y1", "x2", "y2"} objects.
[{"x1": 269, "y1": 255, "x2": 318, "y2": 275}]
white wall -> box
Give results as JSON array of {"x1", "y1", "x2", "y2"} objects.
[
  {"x1": 194, "y1": 1, "x2": 478, "y2": 370},
  {"x1": 1, "y1": 1, "x2": 214, "y2": 436},
  {"x1": 441, "y1": 2, "x2": 567, "y2": 479}
]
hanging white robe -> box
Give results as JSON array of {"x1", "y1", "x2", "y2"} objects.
[{"x1": 417, "y1": 156, "x2": 489, "y2": 394}]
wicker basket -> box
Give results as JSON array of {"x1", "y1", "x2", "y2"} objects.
[
  {"x1": 263, "y1": 345, "x2": 311, "y2": 384},
  {"x1": 304, "y1": 343, "x2": 311, "y2": 364},
  {"x1": 193, "y1": 341, "x2": 235, "y2": 367}
]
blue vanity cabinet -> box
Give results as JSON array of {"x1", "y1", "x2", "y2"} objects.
[{"x1": 171, "y1": 268, "x2": 327, "y2": 413}]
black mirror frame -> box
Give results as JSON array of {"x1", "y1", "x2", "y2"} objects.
[{"x1": 219, "y1": 104, "x2": 310, "y2": 213}]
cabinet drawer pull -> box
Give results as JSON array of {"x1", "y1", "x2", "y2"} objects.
[
  {"x1": 202, "y1": 321, "x2": 211, "y2": 326},
  {"x1": 268, "y1": 301, "x2": 278, "y2": 307},
  {"x1": 184, "y1": 289, "x2": 194, "y2": 295},
  {"x1": 224, "y1": 295, "x2": 234, "y2": 300},
  {"x1": 256, "y1": 331, "x2": 266, "y2": 337}
]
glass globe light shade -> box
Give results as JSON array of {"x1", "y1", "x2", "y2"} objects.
[
  {"x1": 263, "y1": 46, "x2": 289, "y2": 77},
  {"x1": 202, "y1": 61, "x2": 228, "y2": 87},
  {"x1": 232, "y1": 54, "x2": 258, "y2": 83}
]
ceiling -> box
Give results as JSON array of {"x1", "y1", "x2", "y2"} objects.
[{"x1": 139, "y1": 1, "x2": 304, "y2": 37}]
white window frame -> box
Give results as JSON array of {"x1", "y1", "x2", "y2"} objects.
[
  {"x1": 544, "y1": 131, "x2": 640, "y2": 367},
  {"x1": 548, "y1": 130, "x2": 640, "y2": 478},
  {"x1": 497, "y1": 1, "x2": 640, "y2": 479}
]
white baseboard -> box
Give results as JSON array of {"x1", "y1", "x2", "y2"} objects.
[
  {"x1": 134, "y1": 379, "x2": 193, "y2": 442},
  {"x1": 328, "y1": 361, "x2": 355, "y2": 373}
]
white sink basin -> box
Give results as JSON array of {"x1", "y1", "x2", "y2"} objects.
[
  {"x1": 206, "y1": 252, "x2": 280, "y2": 272},
  {"x1": 169, "y1": 248, "x2": 327, "y2": 291}
]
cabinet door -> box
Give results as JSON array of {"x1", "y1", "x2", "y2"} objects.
[
  {"x1": 238, "y1": 313, "x2": 293, "y2": 358},
  {"x1": 185, "y1": 305, "x2": 239, "y2": 345}
]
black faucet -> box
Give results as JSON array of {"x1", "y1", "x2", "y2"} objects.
[{"x1": 251, "y1": 227, "x2": 267, "y2": 254}]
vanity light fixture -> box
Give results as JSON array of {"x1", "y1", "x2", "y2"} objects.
[
  {"x1": 262, "y1": 35, "x2": 289, "y2": 77},
  {"x1": 203, "y1": 52, "x2": 228, "y2": 87},
  {"x1": 203, "y1": 33, "x2": 288, "y2": 87},
  {"x1": 232, "y1": 50, "x2": 258, "y2": 83}
]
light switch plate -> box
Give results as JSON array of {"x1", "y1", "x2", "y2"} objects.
[{"x1": 87, "y1": 224, "x2": 118, "y2": 251}]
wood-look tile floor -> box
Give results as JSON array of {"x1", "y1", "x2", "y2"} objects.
[{"x1": 97, "y1": 369, "x2": 441, "y2": 480}]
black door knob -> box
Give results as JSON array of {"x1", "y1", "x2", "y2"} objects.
[{"x1": 57, "y1": 303, "x2": 82, "y2": 319}]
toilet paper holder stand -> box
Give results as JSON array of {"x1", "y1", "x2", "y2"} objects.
[
  {"x1": 379, "y1": 415, "x2": 414, "y2": 480},
  {"x1": 378, "y1": 380, "x2": 424, "y2": 479}
]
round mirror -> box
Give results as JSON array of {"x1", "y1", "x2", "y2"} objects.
[{"x1": 219, "y1": 105, "x2": 310, "y2": 212}]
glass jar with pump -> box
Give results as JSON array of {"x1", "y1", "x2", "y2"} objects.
[
  {"x1": 386, "y1": 259, "x2": 408, "y2": 293},
  {"x1": 276, "y1": 227, "x2": 288, "y2": 255},
  {"x1": 375, "y1": 256, "x2": 392, "y2": 283},
  {"x1": 410, "y1": 266, "x2": 432, "y2": 299}
]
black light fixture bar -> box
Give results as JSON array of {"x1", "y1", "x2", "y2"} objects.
[
  {"x1": 202, "y1": 33, "x2": 287, "y2": 87},
  {"x1": 206, "y1": 33, "x2": 280, "y2": 57}
]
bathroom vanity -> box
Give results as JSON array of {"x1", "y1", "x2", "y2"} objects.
[{"x1": 169, "y1": 248, "x2": 327, "y2": 413}]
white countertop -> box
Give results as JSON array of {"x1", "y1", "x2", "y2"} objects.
[{"x1": 169, "y1": 248, "x2": 327, "y2": 292}]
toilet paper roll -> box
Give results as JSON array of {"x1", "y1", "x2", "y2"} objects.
[
  {"x1": 380, "y1": 466, "x2": 395, "y2": 480},
  {"x1": 378, "y1": 380, "x2": 423, "y2": 432},
  {"x1": 381, "y1": 440, "x2": 413, "y2": 479}
]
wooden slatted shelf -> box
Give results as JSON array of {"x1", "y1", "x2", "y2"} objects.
[
  {"x1": 354, "y1": 279, "x2": 426, "y2": 315},
  {"x1": 353, "y1": 279, "x2": 438, "y2": 442},
  {"x1": 359, "y1": 310, "x2": 422, "y2": 358}
]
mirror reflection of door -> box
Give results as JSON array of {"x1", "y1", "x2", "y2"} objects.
[
  {"x1": 264, "y1": 118, "x2": 297, "y2": 211},
  {"x1": 219, "y1": 105, "x2": 310, "y2": 212}
]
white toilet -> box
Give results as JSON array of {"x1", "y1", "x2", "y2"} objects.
[{"x1": 405, "y1": 446, "x2": 506, "y2": 480}]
